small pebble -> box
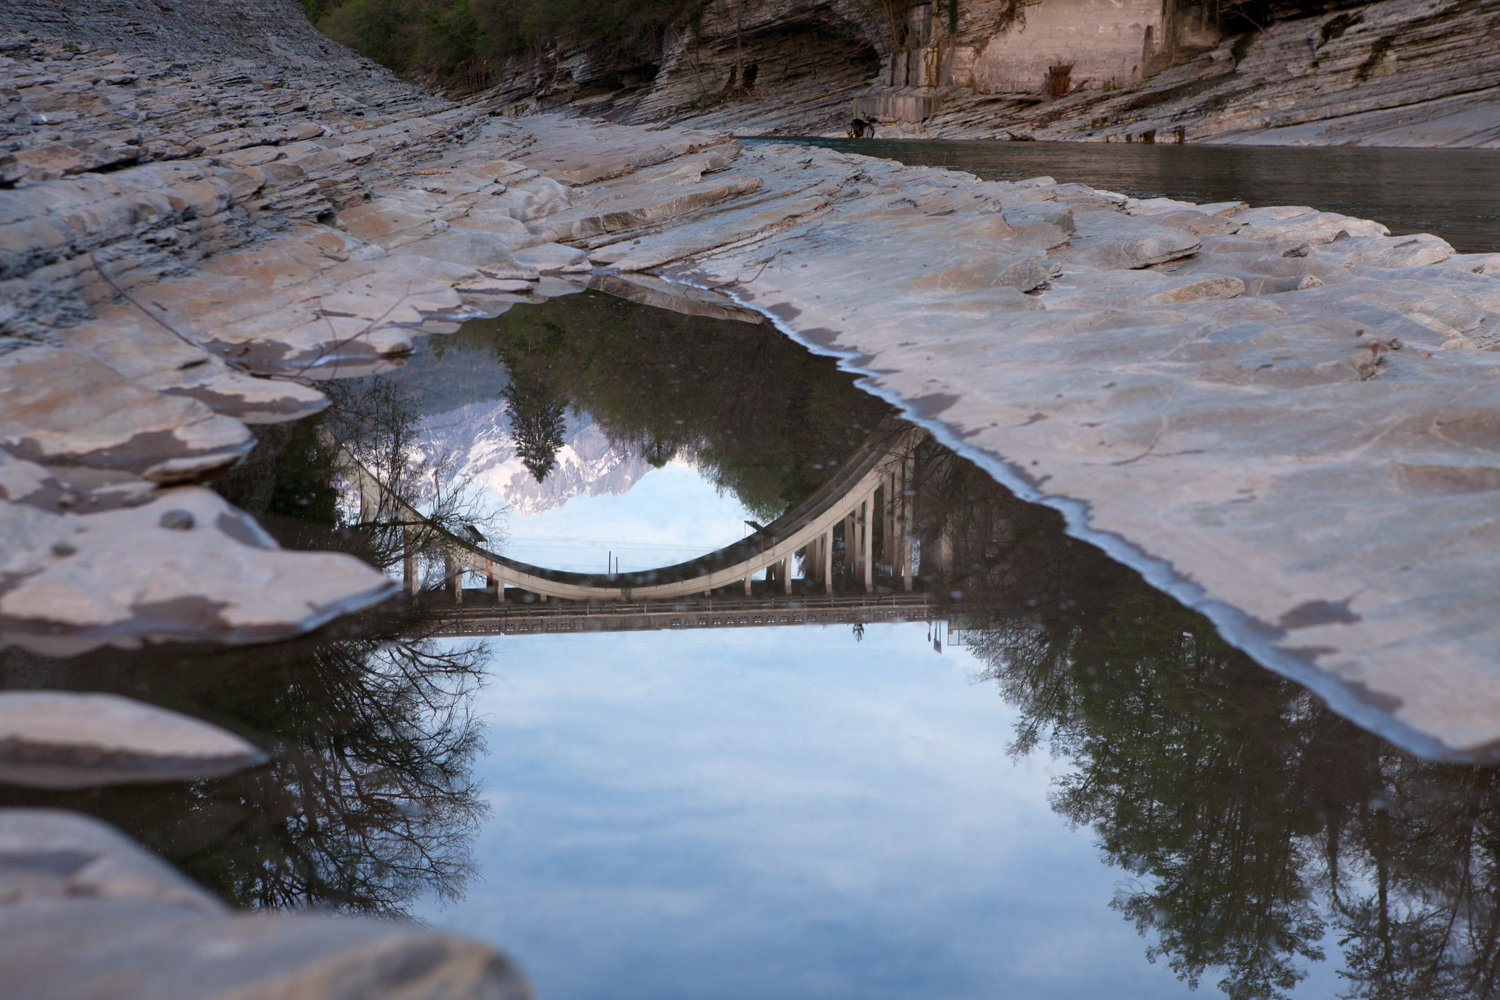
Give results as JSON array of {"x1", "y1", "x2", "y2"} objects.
[
  {"x1": 159, "y1": 509, "x2": 195, "y2": 530},
  {"x1": 50, "y1": 541, "x2": 76, "y2": 557},
  {"x1": 56, "y1": 490, "x2": 79, "y2": 508}
]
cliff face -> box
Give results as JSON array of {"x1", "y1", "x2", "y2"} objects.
[
  {"x1": 467, "y1": 0, "x2": 1500, "y2": 146},
  {"x1": 897, "y1": 0, "x2": 1500, "y2": 145},
  {"x1": 477, "y1": 0, "x2": 890, "y2": 136}
]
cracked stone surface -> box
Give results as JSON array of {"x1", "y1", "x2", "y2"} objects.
[{"x1": 0, "y1": 469, "x2": 399, "y2": 655}]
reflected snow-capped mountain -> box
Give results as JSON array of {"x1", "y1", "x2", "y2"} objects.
[{"x1": 418, "y1": 400, "x2": 654, "y2": 516}]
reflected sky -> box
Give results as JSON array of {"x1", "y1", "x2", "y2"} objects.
[
  {"x1": 413, "y1": 625, "x2": 1340, "y2": 1000},
  {"x1": 501, "y1": 462, "x2": 760, "y2": 574}
]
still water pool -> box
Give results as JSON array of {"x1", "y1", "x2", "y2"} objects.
[
  {"x1": 749, "y1": 138, "x2": 1500, "y2": 253},
  {"x1": 5, "y1": 283, "x2": 1500, "y2": 997}
]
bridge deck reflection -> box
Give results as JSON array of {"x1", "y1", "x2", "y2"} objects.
[{"x1": 430, "y1": 592, "x2": 934, "y2": 637}]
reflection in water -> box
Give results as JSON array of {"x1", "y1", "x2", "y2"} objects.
[
  {"x1": 4, "y1": 382, "x2": 492, "y2": 916},
  {"x1": 6, "y1": 288, "x2": 1500, "y2": 996},
  {"x1": 429, "y1": 291, "x2": 896, "y2": 522},
  {"x1": 0, "y1": 616, "x2": 488, "y2": 915},
  {"x1": 923, "y1": 444, "x2": 1500, "y2": 998}
]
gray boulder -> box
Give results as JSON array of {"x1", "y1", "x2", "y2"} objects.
[{"x1": 0, "y1": 809, "x2": 534, "y2": 1000}]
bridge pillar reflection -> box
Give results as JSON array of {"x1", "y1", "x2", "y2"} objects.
[
  {"x1": 901, "y1": 450, "x2": 915, "y2": 592},
  {"x1": 822, "y1": 529, "x2": 832, "y2": 593},
  {"x1": 403, "y1": 528, "x2": 419, "y2": 597},
  {"x1": 863, "y1": 489, "x2": 875, "y2": 592},
  {"x1": 445, "y1": 553, "x2": 463, "y2": 604}
]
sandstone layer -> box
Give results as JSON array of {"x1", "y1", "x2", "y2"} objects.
[
  {"x1": 0, "y1": 689, "x2": 266, "y2": 787},
  {"x1": 0, "y1": 20, "x2": 486, "y2": 652}
]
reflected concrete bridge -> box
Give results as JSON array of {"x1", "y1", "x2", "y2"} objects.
[
  {"x1": 338, "y1": 423, "x2": 929, "y2": 606},
  {"x1": 430, "y1": 593, "x2": 935, "y2": 637}
]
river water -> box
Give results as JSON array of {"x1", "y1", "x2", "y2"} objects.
[
  {"x1": 6, "y1": 157, "x2": 1500, "y2": 999},
  {"x1": 749, "y1": 137, "x2": 1500, "y2": 253}
]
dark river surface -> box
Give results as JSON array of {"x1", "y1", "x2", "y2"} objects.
[
  {"x1": 746, "y1": 137, "x2": 1500, "y2": 254},
  {"x1": 6, "y1": 195, "x2": 1500, "y2": 996}
]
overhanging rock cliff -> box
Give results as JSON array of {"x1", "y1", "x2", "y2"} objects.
[{"x1": 465, "y1": 0, "x2": 1500, "y2": 147}]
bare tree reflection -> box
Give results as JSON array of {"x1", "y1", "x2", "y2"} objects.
[
  {"x1": 0, "y1": 613, "x2": 489, "y2": 916},
  {"x1": 320, "y1": 374, "x2": 504, "y2": 583},
  {"x1": 12, "y1": 371, "x2": 500, "y2": 914}
]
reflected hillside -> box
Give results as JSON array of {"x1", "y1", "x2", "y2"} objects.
[
  {"x1": 420, "y1": 404, "x2": 653, "y2": 517},
  {"x1": 431, "y1": 290, "x2": 895, "y2": 522},
  {"x1": 921, "y1": 446, "x2": 1500, "y2": 1000}
]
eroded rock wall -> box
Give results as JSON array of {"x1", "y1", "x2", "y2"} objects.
[
  {"x1": 471, "y1": 0, "x2": 889, "y2": 136},
  {"x1": 907, "y1": 0, "x2": 1500, "y2": 145},
  {"x1": 463, "y1": 0, "x2": 1499, "y2": 146},
  {"x1": 958, "y1": 0, "x2": 1174, "y2": 95}
]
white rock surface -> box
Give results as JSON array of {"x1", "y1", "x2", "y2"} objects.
[
  {"x1": 0, "y1": 482, "x2": 398, "y2": 655},
  {"x1": 0, "y1": 808, "x2": 534, "y2": 1000},
  {"x1": 0, "y1": 691, "x2": 266, "y2": 788}
]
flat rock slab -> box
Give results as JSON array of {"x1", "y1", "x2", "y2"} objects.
[
  {"x1": 0, "y1": 347, "x2": 253, "y2": 484},
  {"x1": 0, "y1": 691, "x2": 266, "y2": 788},
  {"x1": 0, "y1": 481, "x2": 398, "y2": 656},
  {"x1": 0, "y1": 809, "x2": 533, "y2": 1000}
]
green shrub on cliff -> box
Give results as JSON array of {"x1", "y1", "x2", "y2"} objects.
[{"x1": 305, "y1": 0, "x2": 699, "y2": 90}]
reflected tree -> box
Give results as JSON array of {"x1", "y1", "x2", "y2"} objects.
[
  {"x1": 43, "y1": 375, "x2": 505, "y2": 914},
  {"x1": 436, "y1": 290, "x2": 895, "y2": 521},
  {"x1": 501, "y1": 366, "x2": 567, "y2": 483},
  {"x1": 216, "y1": 365, "x2": 505, "y2": 590},
  {"x1": 920, "y1": 444, "x2": 1500, "y2": 999},
  {"x1": 0, "y1": 611, "x2": 489, "y2": 916}
]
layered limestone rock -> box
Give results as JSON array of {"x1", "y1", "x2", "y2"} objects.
[
  {"x1": 0, "y1": 808, "x2": 533, "y2": 1000},
  {"x1": 0, "y1": 22, "x2": 581, "y2": 651},
  {"x1": 469, "y1": 0, "x2": 886, "y2": 136},
  {"x1": 457, "y1": 0, "x2": 1499, "y2": 148},
  {"x1": 892, "y1": 0, "x2": 1500, "y2": 145}
]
